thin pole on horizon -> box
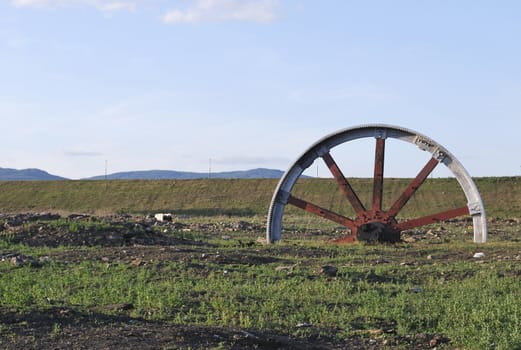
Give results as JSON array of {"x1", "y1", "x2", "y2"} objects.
[
  {"x1": 105, "y1": 160, "x2": 108, "y2": 180},
  {"x1": 208, "y1": 158, "x2": 212, "y2": 179}
]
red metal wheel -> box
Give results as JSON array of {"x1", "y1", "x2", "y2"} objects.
[{"x1": 267, "y1": 124, "x2": 487, "y2": 244}]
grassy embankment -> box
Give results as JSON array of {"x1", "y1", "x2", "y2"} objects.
[{"x1": 0, "y1": 177, "x2": 519, "y2": 218}]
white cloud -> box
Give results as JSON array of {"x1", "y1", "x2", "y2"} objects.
[
  {"x1": 10, "y1": 0, "x2": 278, "y2": 22},
  {"x1": 11, "y1": 0, "x2": 48, "y2": 7},
  {"x1": 98, "y1": 1, "x2": 135, "y2": 12},
  {"x1": 163, "y1": 0, "x2": 279, "y2": 24},
  {"x1": 11, "y1": 0, "x2": 136, "y2": 12}
]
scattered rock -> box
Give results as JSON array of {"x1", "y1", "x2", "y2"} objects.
[
  {"x1": 401, "y1": 235, "x2": 416, "y2": 243},
  {"x1": 4, "y1": 217, "x2": 203, "y2": 247},
  {"x1": 130, "y1": 258, "x2": 143, "y2": 266},
  {"x1": 68, "y1": 214, "x2": 91, "y2": 220},
  {"x1": 318, "y1": 265, "x2": 338, "y2": 277},
  {"x1": 2, "y1": 212, "x2": 61, "y2": 228},
  {"x1": 256, "y1": 237, "x2": 267, "y2": 245},
  {"x1": 234, "y1": 221, "x2": 253, "y2": 231},
  {"x1": 295, "y1": 322, "x2": 312, "y2": 328},
  {"x1": 4, "y1": 253, "x2": 50, "y2": 268},
  {"x1": 429, "y1": 335, "x2": 442, "y2": 347},
  {"x1": 104, "y1": 303, "x2": 134, "y2": 311},
  {"x1": 473, "y1": 252, "x2": 485, "y2": 259},
  {"x1": 171, "y1": 222, "x2": 187, "y2": 230},
  {"x1": 38, "y1": 256, "x2": 52, "y2": 264},
  {"x1": 275, "y1": 264, "x2": 297, "y2": 272},
  {"x1": 10, "y1": 256, "x2": 24, "y2": 267},
  {"x1": 154, "y1": 213, "x2": 172, "y2": 222}
]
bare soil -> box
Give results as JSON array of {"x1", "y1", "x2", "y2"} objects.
[{"x1": 1, "y1": 306, "x2": 447, "y2": 350}]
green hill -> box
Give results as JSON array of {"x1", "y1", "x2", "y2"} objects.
[
  {"x1": 85, "y1": 168, "x2": 285, "y2": 180},
  {"x1": 0, "y1": 167, "x2": 66, "y2": 181},
  {"x1": 0, "y1": 177, "x2": 519, "y2": 218}
]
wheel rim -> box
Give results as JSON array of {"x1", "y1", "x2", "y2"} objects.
[{"x1": 266, "y1": 124, "x2": 487, "y2": 243}]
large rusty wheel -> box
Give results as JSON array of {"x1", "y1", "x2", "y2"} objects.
[{"x1": 267, "y1": 124, "x2": 487, "y2": 244}]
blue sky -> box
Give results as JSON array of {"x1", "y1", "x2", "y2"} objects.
[{"x1": 0, "y1": 0, "x2": 520, "y2": 179}]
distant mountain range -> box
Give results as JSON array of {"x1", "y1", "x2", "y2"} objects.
[
  {"x1": 0, "y1": 167, "x2": 67, "y2": 181},
  {"x1": 0, "y1": 167, "x2": 286, "y2": 181},
  {"x1": 86, "y1": 168, "x2": 285, "y2": 180}
]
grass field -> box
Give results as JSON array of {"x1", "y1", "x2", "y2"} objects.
[
  {"x1": 0, "y1": 178, "x2": 520, "y2": 349},
  {"x1": 1, "y1": 215, "x2": 521, "y2": 349}
]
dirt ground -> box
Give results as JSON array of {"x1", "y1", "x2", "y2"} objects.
[
  {"x1": 2, "y1": 305, "x2": 450, "y2": 349},
  {"x1": 0, "y1": 213, "x2": 481, "y2": 349}
]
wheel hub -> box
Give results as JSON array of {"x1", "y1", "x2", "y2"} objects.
[{"x1": 355, "y1": 221, "x2": 400, "y2": 243}]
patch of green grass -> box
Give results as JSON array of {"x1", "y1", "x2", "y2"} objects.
[
  {"x1": 45, "y1": 218, "x2": 113, "y2": 233},
  {"x1": 1, "y1": 219, "x2": 521, "y2": 349}
]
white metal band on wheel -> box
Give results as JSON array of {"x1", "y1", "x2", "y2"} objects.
[{"x1": 266, "y1": 124, "x2": 487, "y2": 243}]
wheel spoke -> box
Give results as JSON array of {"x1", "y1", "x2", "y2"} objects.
[
  {"x1": 372, "y1": 137, "x2": 385, "y2": 211},
  {"x1": 322, "y1": 152, "x2": 366, "y2": 215},
  {"x1": 395, "y1": 206, "x2": 469, "y2": 231},
  {"x1": 387, "y1": 157, "x2": 439, "y2": 217},
  {"x1": 287, "y1": 194, "x2": 357, "y2": 230}
]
